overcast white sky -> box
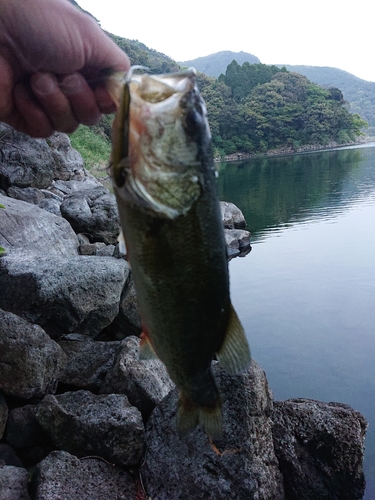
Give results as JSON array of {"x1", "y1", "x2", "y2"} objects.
[{"x1": 77, "y1": 0, "x2": 375, "y2": 82}]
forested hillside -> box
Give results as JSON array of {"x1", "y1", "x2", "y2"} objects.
[
  {"x1": 198, "y1": 62, "x2": 366, "y2": 157},
  {"x1": 282, "y1": 65, "x2": 375, "y2": 129},
  {"x1": 185, "y1": 51, "x2": 375, "y2": 132}
]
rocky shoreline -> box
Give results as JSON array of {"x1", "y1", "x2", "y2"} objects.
[
  {"x1": 0, "y1": 124, "x2": 367, "y2": 499},
  {"x1": 215, "y1": 140, "x2": 366, "y2": 163}
]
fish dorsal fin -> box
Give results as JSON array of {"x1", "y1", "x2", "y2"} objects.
[
  {"x1": 216, "y1": 303, "x2": 251, "y2": 375},
  {"x1": 139, "y1": 331, "x2": 159, "y2": 360}
]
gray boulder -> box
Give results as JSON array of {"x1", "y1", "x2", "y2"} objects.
[
  {"x1": 272, "y1": 398, "x2": 367, "y2": 500},
  {"x1": 0, "y1": 194, "x2": 78, "y2": 258},
  {"x1": 0, "y1": 445, "x2": 24, "y2": 468},
  {"x1": 79, "y1": 242, "x2": 106, "y2": 255},
  {"x1": 37, "y1": 198, "x2": 62, "y2": 216},
  {"x1": 106, "y1": 279, "x2": 142, "y2": 339},
  {"x1": 46, "y1": 132, "x2": 85, "y2": 181},
  {"x1": 0, "y1": 393, "x2": 8, "y2": 439},
  {"x1": 7, "y1": 186, "x2": 46, "y2": 205},
  {"x1": 47, "y1": 174, "x2": 103, "y2": 198},
  {"x1": 142, "y1": 361, "x2": 285, "y2": 500},
  {"x1": 32, "y1": 450, "x2": 136, "y2": 500},
  {"x1": 5, "y1": 405, "x2": 50, "y2": 449},
  {"x1": 225, "y1": 228, "x2": 251, "y2": 258},
  {"x1": 58, "y1": 340, "x2": 121, "y2": 390},
  {"x1": 60, "y1": 186, "x2": 120, "y2": 244},
  {"x1": 0, "y1": 124, "x2": 54, "y2": 190},
  {"x1": 0, "y1": 125, "x2": 85, "y2": 191},
  {"x1": 100, "y1": 336, "x2": 174, "y2": 419},
  {"x1": 36, "y1": 391, "x2": 145, "y2": 467},
  {"x1": 0, "y1": 309, "x2": 66, "y2": 399},
  {"x1": 95, "y1": 244, "x2": 116, "y2": 256},
  {"x1": 0, "y1": 256, "x2": 129, "y2": 339},
  {"x1": 0, "y1": 465, "x2": 29, "y2": 500},
  {"x1": 220, "y1": 201, "x2": 247, "y2": 229}
]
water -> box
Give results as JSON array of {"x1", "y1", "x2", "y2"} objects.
[{"x1": 217, "y1": 144, "x2": 375, "y2": 498}]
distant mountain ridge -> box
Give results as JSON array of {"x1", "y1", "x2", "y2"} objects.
[{"x1": 179, "y1": 51, "x2": 260, "y2": 78}]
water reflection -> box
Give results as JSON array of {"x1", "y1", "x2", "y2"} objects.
[{"x1": 217, "y1": 146, "x2": 375, "y2": 242}]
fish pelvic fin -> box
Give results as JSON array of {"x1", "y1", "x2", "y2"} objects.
[
  {"x1": 177, "y1": 394, "x2": 222, "y2": 439},
  {"x1": 216, "y1": 302, "x2": 251, "y2": 375},
  {"x1": 139, "y1": 331, "x2": 158, "y2": 360}
]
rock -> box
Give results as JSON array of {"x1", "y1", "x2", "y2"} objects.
[
  {"x1": 0, "y1": 124, "x2": 54, "y2": 190},
  {"x1": 0, "y1": 256, "x2": 129, "y2": 339},
  {"x1": 118, "y1": 279, "x2": 142, "y2": 333},
  {"x1": 58, "y1": 340, "x2": 121, "y2": 391},
  {"x1": 77, "y1": 233, "x2": 91, "y2": 245},
  {"x1": 142, "y1": 361, "x2": 284, "y2": 500},
  {"x1": 5, "y1": 405, "x2": 50, "y2": 449},
  {"x1": 47, "y1": 175, "x2": 103, "y2": 198},
  {"x1": 7, "y1": 186, "x2": 46, "y2": 205},
  {"x1": 272, "y1": 398, "x2": 367, "y2": 500},
  {"x1": 36, "y1": 391, "x2": 145, "y2": 467},
  {"x1": 0, "y1": 309, "x2": 66, "y2": 399},
  {"x1": 79, "y1": 242, "x2": 106, "y2": 255},
  {"x1": 100, "y1": 336, "x2": 174, "y2": 419},
  {"x1": 0, "y1": 444, "x2": 24, "y2": 468},
  {"x1": 60, "y1": 186, "x2": 120, "y2": 244},
  {"x1": 0, "y1": 465, "x2": 29, "y2": 500},
  {"x1": 220, "y1": 201, "x2": 247, "y2": 229},
  {"x1": 105, "y1": 279, "x2": 142, "y2": 339},
  {"x1": 0, "y1": 393, "x2": 8, "y2": 439},
  {"x1": 37, "y1": 198, "x2": 62, "y2": 216},
  {"x1": 46, "y1": 132, "x2": 85, "y2": 181},
  {"x1": 225, "y1": 228, "x2": 251, "y2": 258},
  {"x1": 39, "y1": 190, "x2": 63, "y2": 201},
  {"x1": 0, "y1": 194, "x2": 79, "y2": 258},
  {"x1": 96, "y1": 244, "x2": 116, "y2": 257},
  {"x1": 31, "y1": 450, "x2": 136, "y2": 500}
]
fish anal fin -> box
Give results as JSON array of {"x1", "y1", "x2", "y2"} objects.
[
  {"x1": 139, "y1": 330, "x2": 158, "y2": 360},
  {"x1": 177, "y1": 394, "x2": 222, "y2": 439},
  {"x1": 216, "y1": 303, "x2": 251, "y2": 375},
  {"x1": 117, "y1": 229, "x2": 127, "y2": 256}
]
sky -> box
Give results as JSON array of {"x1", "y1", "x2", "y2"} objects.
[{"x1": 76, "y1": 0, "x2": 375, "y2": 83}]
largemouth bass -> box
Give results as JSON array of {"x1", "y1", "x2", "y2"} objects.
[{"x1": 109, "y1": 68, "x2": 251, "y2": 437}]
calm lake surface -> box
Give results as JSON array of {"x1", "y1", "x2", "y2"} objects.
[{"x1": 217, "y1": 144, "x2": 375, "y2": 498}]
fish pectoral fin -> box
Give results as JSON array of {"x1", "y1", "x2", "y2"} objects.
[
  {"x1": 138, "y1": 332, "x2": 158, "y2": 360},
  {"x1": 216, "y1": 303, "x2": 251, "y2": 375}
]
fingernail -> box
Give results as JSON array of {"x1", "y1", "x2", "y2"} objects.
[
  {"x1": 59, "y1": 73, "x2": 82, "y2": 96},
  {"x1": 32, "y1": 73, "x2": 57, "y2": 95}
]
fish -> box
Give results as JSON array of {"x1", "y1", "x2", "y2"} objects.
[{"x1": 109, "y1": 68, "x2": 251, "y2": 437}]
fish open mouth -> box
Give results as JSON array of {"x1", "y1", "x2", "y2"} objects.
[{"x1": 111, "y1": 68, "x2": 209, "y2": 219}]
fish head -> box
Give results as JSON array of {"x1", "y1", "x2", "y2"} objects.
[{"x1": 110, "y1": 68, "x2": 212, "y2": 219}]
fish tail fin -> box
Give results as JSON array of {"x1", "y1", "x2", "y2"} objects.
[
  {"x1": 216, "y1": 302, "x2": 251, "y2": 375},
  {"x1": 176, "y1": 393, "x2": 222, "y2": 439}
]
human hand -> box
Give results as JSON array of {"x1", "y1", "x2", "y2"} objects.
[{"x1": 0, "y1": 0, "x2": 130, "y2": 137}]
